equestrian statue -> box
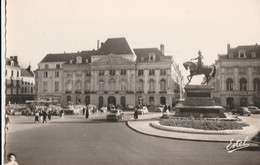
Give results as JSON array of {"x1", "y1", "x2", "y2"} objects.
[{"x1": 183, "y1": 50, "x2": 216, "y2": 85}]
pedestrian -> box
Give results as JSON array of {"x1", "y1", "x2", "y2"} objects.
[
  {"x1": 168, "y1": 105, "x2": 171, "y2": 112},
  {"x1": 134, "y1": 109, "x2": 138, "y2": 120},
  {"x1": 39, "y1": 111, "x2": 43, "y2": 122},
  {"x1": 163, "y1": 104, "x2": 168, "y2": 113},
  {"x1": 48, "y1": 111, "x2": 52, "y2": 121},
  {"x1": 5, "y1": 114, "x2": 10, "y2": 130},
  {"x1": 5, "y1": 153, "x2": 19, "y2": 165},
  {"x1": 85, "y1": 107, "x2": 89, "y2": 119},
  {"x1": 42, "y1": 111, "x2": 47, "y2": 123},
  {"x1": 83, "y1": 107, "x2": 85, "y2": 116},
  {"x1": 60, "y1": 110, "x2": 64, "y2": 118},
  {"x1": 34, "y1": 111, "x2": 39, "y2": 123}
]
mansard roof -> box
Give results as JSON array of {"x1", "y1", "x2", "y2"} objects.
[
  {"x1": 40, "y1": 37, "x2": 133, "y2": 64},
  {"x1": 97, "y1": 37, "x2": 133, "y2": 55},
  {"x1": 40, "y1": 50, "x2": 96, "y2": 64},
  {"x1": 133, "y1": 48, "x2": 170, "y2": 63},
  {"x1": 6, "y1": 58, "x2": 20, "y2": 67},
  {"x1": 220, "y1": 44, "x2": 260, "y2": 59}
]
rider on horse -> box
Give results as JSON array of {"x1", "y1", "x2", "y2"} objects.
[{"x1": 191, "y1": 50, "x2": 203, "y2": 72}]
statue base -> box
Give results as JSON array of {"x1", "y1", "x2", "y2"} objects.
[{"x1": 175, "y1": 85, "x2": 225, "y2": 118}]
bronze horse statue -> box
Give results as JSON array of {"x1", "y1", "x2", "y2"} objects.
[{"x1": 183, "y1": 61, "x2": 216, "y2": 85}]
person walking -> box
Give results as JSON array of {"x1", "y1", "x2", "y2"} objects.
[
  {"x1": 82, "y1": 107, "x2": 85, "y2": 116},
  {"x1": 34, "y1": 111, "x2": 39, "y2": 123},
  {"x1": 85, "y1": 107, "x2": 89, "y2": 119},
  {"x1": 42, "y1": 111, "x2": 47, "y2": 123},
  {"x1": 48, "y1": 111, "x2": 52, "y2": 121},
  {"x1": 134, "y1": 109, "x2": 138, "y2": 120}
]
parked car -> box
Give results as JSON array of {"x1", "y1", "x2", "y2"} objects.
[
  {"x1": 63, "y1": 105, "x2": 75, "y2": 114},
  {"x1": 137, "y1": 106, "x2": 149, "y2": 115},
  {"x1": 100, "y1": 107, "x2": 107, "y2": 113},
  {"x1": 106, "y1": 109, "x2": 124, "y2": 121},
  {"x1": 21, "y1": 106, "x2": 34, "y2": 116},
  {"x1": 232, "y1": 107, "x2": 251, "y2": 116},
  {"x1": 74, "y1": 105, "x2": 85, "y2": 114},
  {"x1": 247, "y1": 106, "x2": 260, "y2": 114},
  {"x1": 126, "y1": 104, "x2": 135, "y2": 110},
  {"x1": 155, "y1": 106, "x2": 164, "y2": 112},
  {"x1": 6, "y1": 104, "x2": 20, "y2": 115}
]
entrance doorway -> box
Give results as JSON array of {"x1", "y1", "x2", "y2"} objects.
[
  {"x1": 108, "y1": 96, "x2": 116, "y2": 107},
  {"x1": 160, "y1": 97, "x2": 166, "y2": 105},
  {"x1": 226, "y1": 97, "x2": 234, "y2": 109}
]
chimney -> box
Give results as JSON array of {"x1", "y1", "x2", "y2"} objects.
[
  {"x1": 101, "y1": 42, "x2": 104, "y2": 47},
  {"x1": 160, "y1": 44, "x2": 165, "y2": 54},
  {"x1": 97, "y1": 40, "x2": 100, "y2": 50},
  {"x1": 11, "y1": 56, "x2": 18, "y2": 64},
  {"x1": 227, "y1": 43, "x2": 230, "y2": 53}
]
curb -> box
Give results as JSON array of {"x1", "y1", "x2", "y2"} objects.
[
  {"x1": 126, "y1": 120, "x2": 228, "y2": 143},
  {"x1": 126, "y1": 119, "x2": 259, "y2": 144}
]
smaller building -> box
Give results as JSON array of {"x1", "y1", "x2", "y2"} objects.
[
  {"x1": 5, "y1": 56, "x2": 35, "y2": 104},
  {"x1": 212, "y1": 44, "x2": 260, "y2": 108}
]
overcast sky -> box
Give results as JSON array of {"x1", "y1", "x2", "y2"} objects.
[{"x1": 5, "y1": 0, "x2": 260, "y2": 84}]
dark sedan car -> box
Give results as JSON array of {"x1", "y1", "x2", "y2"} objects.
[
  {"x1": 106, "y1": 109, "x2": 124, "y2": 121},
  {"x1": 232, "y1": 107, "x2": 251, "y2": 116}
]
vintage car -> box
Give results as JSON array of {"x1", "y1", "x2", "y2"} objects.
[
  {"x1": 126, "y1": 104, "x2": 135, "y2": 110},
  {"x1": 74, "y1": 105, "x2": 85, "y2": 114},
  {"x1": 232, "y1": 107, "x2": 251, "y2": 116},
  {"x1": 21, "y1": 106, "x2": 34, "y2": 116},
  {"x1": 106, "y1": 109, "x2": 124, "y2": 121},
  {"x1": 247, "y1": 106, "x2": 260, "y2": 114},
  {"x1": 63, "y1": 105, "x2": 75, "y2": 114},
  {"x1": 6, "y1": 104, "x2": 20, "y2": 115},
  {"x1": 155, "y1": 105, "x2": 164, "y2": 112},
  {"x1": 137, "y1": 106, "x2": 149, "y2": 115},
  {"x1": 100, "y1": 107, "x2": 107, "y2": 113}
]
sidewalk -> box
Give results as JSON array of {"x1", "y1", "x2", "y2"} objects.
[{"x1": 127, "y1": 112, "x2": 260, "y2": 143}]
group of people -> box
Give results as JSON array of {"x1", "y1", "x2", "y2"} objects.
[{"x1": 34, "y1": 110, "x2": 52, "y2": 123}]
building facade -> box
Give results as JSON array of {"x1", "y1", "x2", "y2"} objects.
[
  {"x1": 36, "y1": 38, "x2": 183, "y2": 108},
  {"x1": 5, "y1": 56, "x2": 35, "y2": 104},
  {"x1": 212, "y1": 44, "x2": 260, "y2": 108}
]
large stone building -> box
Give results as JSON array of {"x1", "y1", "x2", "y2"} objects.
[
  {"x1": 212, "y1": 44, "x2": 260, "y2": 108},
  {"x1": 5, "y1": 56, "x2": 35, "y2": 104},
  {"x1": 36, "y1": 38, "x2": 183, "y2": 108}
]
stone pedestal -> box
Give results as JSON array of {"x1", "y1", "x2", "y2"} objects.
[{"x1": 175, "y1": 85, "x2": 225, "y2": 118}]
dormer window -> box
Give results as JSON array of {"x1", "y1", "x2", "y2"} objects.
[
  {"x1": 11, "y1": 61, "x2": 14, "y2": 66},
  {"x1": 86, "y1": 59, "x2": 89, "y2": 63},
  {"x1": 70, "y1": 59, "x2": 73, "y2": 64},
  {"x1": 238, "y1": 50, "x2": 246, "y2": 58},
  {"x1": 149, "y1": 53, "x2": 156, "y2": 61},
  {"x1": 76, "y1": 56, "x2": 82, "y2": 64},
  {"x1": 251, "y1": 52, "x2": 256, "y2": 58},
  {"x1": 228, "y1": 53, "x2": 233, "y2": 59}
]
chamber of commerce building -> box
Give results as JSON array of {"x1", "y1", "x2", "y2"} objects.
[
  {"x1": 212, "y1": 44, "x2": 260, "y2": 108},
  {"x1": 36, "y1": 38, "x2": 184, "y2": 109}
]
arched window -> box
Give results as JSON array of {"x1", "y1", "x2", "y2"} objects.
[
  {"x1": 160, "y1": 79, "x2": 166, "y2": 92},
  {"x1": 254, "y1": 78, "x2": 260, "y2": 91},
  {"x1": 109, "y1": 79, "x2": 116, "y2": 91},
  {"x1": 75, "y1": 80, "x2": 81, "y2": 92},
  {"x1": 240, "y1": 97, "x2": 247, "y2": 107},
  {"x1": 121, "y1": 80, "x2": 127, "y2": 91},
  {"x1": 149, "y1": 79, "x2": 155, "y2": 92},
  {"x1": 138, "y1": 79, "x2": 144, "y2": 91},
  {"x1": 76, "y1": 56, "x2": 82, "y2": 64},
  {"x1": 240, "y1": 78, "x2": 247, "y2": 91},
  {"x1": 226, "y1": 78, "x2": 233, "y2": 91},
  {"x1": 65, "y1": 80, "x2": 72, "y2": 91},
  {"x1": 98, "y1": 80, "x2": 104, "y2": 91}
]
